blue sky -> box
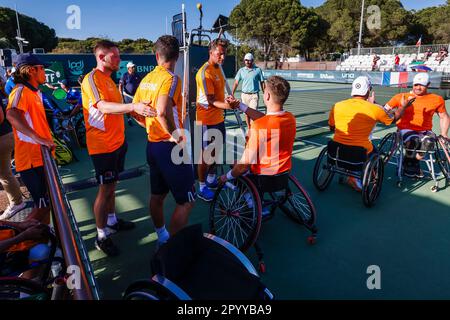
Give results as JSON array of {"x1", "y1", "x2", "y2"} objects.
[{"x1": 1, "y1": 0, "x2": 446, "y2": 41}]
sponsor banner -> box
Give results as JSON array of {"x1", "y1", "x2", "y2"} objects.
[
  {"x1": 262, "y1": 70, "x2": 443, "y2": 88},
  {"x1": 36, "y1": 51, "x2": 235, "y2": 101}
]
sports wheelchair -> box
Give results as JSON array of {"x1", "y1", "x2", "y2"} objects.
[
  {"x1": 123, "y1": 224, "x2": 273, "y2": 300},
  {"x1": 0, "y1": 225, "x2": 65, "y2": 300},
  {"x1": 377, "y1": 131, "x2": 450, "y2": 192},
  {"x1": 209, "y1": 170, "x2": 317, "y2": 273},
  {"x1": 312, "y1": 140, "x2": 384, "y2": 207}
]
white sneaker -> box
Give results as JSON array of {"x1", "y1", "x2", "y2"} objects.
[{"x1": 0, "y1": 202, "x2": 27, "y2": 220}]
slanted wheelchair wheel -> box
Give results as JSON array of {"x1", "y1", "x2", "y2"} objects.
[
  {"x1": 0, "y1": 277, "x2": 49, "y2": 300},
  {"x1": 123, "y1": 279, "x2": 172, "y2": 300},
  {"x1": 377, "y1": 132, "x2": 399, "y2": 165},
  {"x1": 362, "y1": 155, "x2": 384, "y2": 207},
  {"x1": 436, "y1": 136, "x2": 450, "y2": 180},
  {"x1": 313, "y1": 147, "x2": 334, "y2": 191},
  {"x1": 279, "y1": 175, "x2": 317, "y2": 229},
  {"x1": 210, "y1": 176, "x2": 262, "y2": 252}
]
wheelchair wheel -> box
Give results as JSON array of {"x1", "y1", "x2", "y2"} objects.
[
  {"x1": 210, "y1": 176, "x2": 262, "y2": 252},
  {"x1": 279, "y1": 175, "x2": 317, "y2": 229},
  {"x1": 362, "y1": 155, "x2": 384, "y2": 207},
  {"x1": 0, "y1": 277, "x2": 49, "y2": 300},
  {"x1": 123, "y1": 280, "x2": 172, "y2": 300},
  {"x1": 313, "y1": 147, "x2": 334, "y2": 191},
  {"x1": 377, "y1": 132, "x2": 399, "y2": 165},
  {"x1": 436, "y1": 136, "x2": 450, "y2": 180}
]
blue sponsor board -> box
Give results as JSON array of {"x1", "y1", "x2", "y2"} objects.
[{"x1": 262, "y1": 70, "x2": 443, "y2": 88}]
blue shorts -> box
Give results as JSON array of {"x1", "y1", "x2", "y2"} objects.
[
  {"x1": 18, "y1": 166, "x2": 49, "y2": 208},
  {"x1": 146, "y1": 141, "x2": 196, "y2": 205},
  {"x1": 202, "y1": 122, "x2": 226, "y2": 150}
]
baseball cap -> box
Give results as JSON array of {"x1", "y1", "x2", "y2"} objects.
[
  {"x1": 14, "y1": 53, "x2": 51, "y2": 69},
  {"x1": 244, "y1": 53, "x2": 254, "y2": 61},
  {"x1": 351, "y1": 76, "x2": 372, "y2": 96},
  {"x1": 126, "y1": 62, "x2": 136, "y2": 68},
  {"x1": 413, "y1": 73, "x2": 430, "y2": 86}
]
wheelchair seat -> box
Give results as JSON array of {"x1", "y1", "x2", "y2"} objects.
[
  {"x1": 327, "y1": 140, "x2": 368, "y2": 172},
  {"x1": 150, "y1": 224, "x2": 271, "y2": 300},
  {"x1": 247, "y1": 171, "x2": 290, "y2": 193}
]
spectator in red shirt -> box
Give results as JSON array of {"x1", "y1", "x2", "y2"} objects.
[{"x1": 394, "y1": 54, "x2": 400, "y2": 71}]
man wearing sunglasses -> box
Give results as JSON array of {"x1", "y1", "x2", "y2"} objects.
[
  {"x1": 384, "y1": 73, "x2": 450, "y2": 178},
  {"x1": 329, "y1": 76, "x2": 410, "y2": 191},
  {"x1": 231, "y1": 53, "x2": 265, "y2": 129}
]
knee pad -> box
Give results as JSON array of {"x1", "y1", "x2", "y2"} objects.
[
  {"x1": 404, "y1": 136, "x2": 420, "y2": 157},
  {"x1": 421, "y1": 136, "x2": 435, "y2": 152}
]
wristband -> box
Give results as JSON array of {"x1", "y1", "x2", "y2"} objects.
[
  {"x1": 226, "y1": 170, "x2": 235, "y2": 181},
  {"x1": 239, "y1": 103, "x2": 248, "y2": 113}
]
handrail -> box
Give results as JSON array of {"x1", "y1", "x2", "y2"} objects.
[{"x1": 41, "y1": 146, "x2": 100, "y2": 300}]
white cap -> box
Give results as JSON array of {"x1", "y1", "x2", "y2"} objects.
[
  {"x1": 126, "y1": 62, "x2": 136, "y2": 68},
  {"x1": 413, "y1": 73, "x2": 430, "y2": 86},
  {"x1": 351, "y1": 76, "x2": 372, "y2": 96},
  {"x1": 244, "y1": 53, "x2": 254, "y2": 61}
]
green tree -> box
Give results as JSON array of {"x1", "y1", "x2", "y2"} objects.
[
  {"x1": 315, "y1": 0, "x2": 415, "y2": 52},
  {"x1": 0, "y1": 7, "x2": 57, "y2": 52},
  {"x1": 230, "y1": 0, "x2": 323, "y2": 67},
  {"x1": 413, "y1": 3, "x2": 450, "y2": 44}
]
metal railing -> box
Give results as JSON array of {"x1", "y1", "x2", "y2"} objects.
[
  {"x1": 350, "y1": 44, "x2": 450, "y2": 56},
  {"x1": 41, "y1": 146, "x2": 100, "y2": 300}
]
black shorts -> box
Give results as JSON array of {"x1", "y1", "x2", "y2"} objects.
[
  {"x1": 202, "y1": 122, "x2": 226, "y2": 150},
  {"x1": 91, "y1": 142, "x2": 128, "y2": 184},
  {"x1": 147, "y1": 141, "x2": 196, "y2": 205},
  {"x1": 19, "y1": 166, "x2": 49, "y2": 208}
]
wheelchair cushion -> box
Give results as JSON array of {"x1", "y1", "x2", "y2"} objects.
[
  {"x1": 248, "y1": 172, "x2": 289, "y2": 193},
  {"x1": 327, "y1": 140, "x2": 367, "y2": 172},
  {"x1": 151, "y1": 224, "x2": 267, "y2": 299}
]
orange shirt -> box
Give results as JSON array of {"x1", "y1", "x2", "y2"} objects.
[
  {"x1": 196, "y1": 62, "x2": 226, "y2": 126},
  {"x1": 329, "y1": 98, "x2": 393, "y2": 153},
  {"x1": 386, "y1": 92, "x2": 446, "y2": 131},
  {"x1": 81, "y1": 69, "x2": 125, "y2": 155},
  {"x1": 6, "y1": 84, "x2": 53, "y2": 172},
  {"x1": 133, "y1": 66, "x2": 183, "y2": 142},
  {"x1": 241, "y1": 111, "x2": 296, "y2": 175}
]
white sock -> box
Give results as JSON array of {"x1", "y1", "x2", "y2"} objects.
[
  {"x1": 199, "y1": 182, "x2": 206, "y2": 192},
  {"x1": 97, "y1": 228, "x2": 109, "y2": 240},
  {"x1": 156, "y1": 226, "x2": 170, "y2": 244},
  {"x1": 207, "y1": 174, "x2": 216, "y2": 184},
  {"x1": 107, "y1": 213, "x2": 118, "y2": 226}
]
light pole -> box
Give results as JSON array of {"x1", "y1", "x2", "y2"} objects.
[
  {"x1": 197, "y1": 3, "x2": 203, "y2": 46},
  {"x1": 357, "y1": 0, "x2": 365, "y2": 55}
]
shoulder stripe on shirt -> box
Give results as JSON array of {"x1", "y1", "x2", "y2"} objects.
[
  {"x1": 88, "y1": 70, "x2": 101, "y2": 102},
  {"x1": 169, "y1": 76, "x2": 178, "y2": 99},
  {"x1": 11, "y1": 85, "x2": 24, "y2": 109},
  {"x1": 201, "y1": 63, "x2": 209, "y2": 95}
]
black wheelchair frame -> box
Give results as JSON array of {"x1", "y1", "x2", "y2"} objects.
[
  {"x1": 123, "y1": 225, "x2": 274, "y2": 300},
  {"x1": 209, "y1": 169, "x2": 317, "y2": 273},
  {"x1": 312, "y1": 140, "x2": 384, "y2": 207}
]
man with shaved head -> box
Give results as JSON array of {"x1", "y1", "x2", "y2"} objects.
[{"x1": 81, "y1": 40, "x2": 156, "y2": 256}]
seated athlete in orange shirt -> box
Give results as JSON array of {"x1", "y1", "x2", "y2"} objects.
[
  {"x1": 218, "y1": 76, "x2": 296, "y2": 213},
  {"x1": 328, "y1": 76, "x2": 410, "y2": 191},
  {"x1": 384, "y1": 73, "x2": 450, "y2": 178}
]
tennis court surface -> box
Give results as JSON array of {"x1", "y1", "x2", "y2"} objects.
[{"x1": 63, "y1": 81, "x2": 450, "y2": 299}]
